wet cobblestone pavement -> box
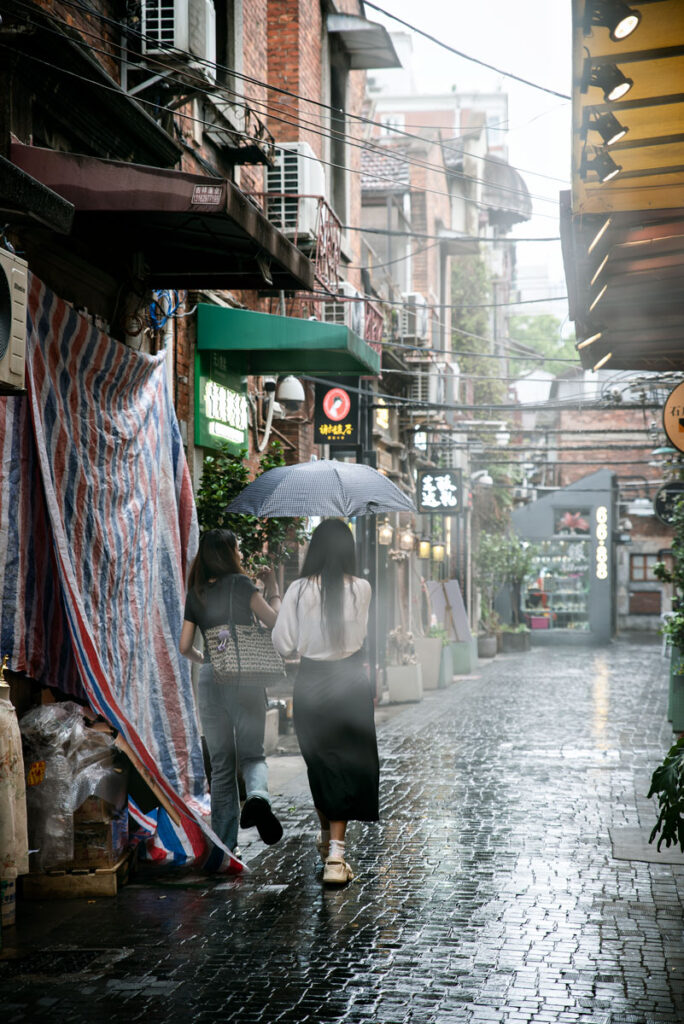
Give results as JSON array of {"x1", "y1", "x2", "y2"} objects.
[{"x1": 2, "y1": 639, "x2": 684, "y2": 1024}]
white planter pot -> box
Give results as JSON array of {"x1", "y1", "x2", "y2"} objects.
[
  {"x1": 414, "y1": 636, "x2": 442, "y2": 690},
  {"x1": 386, "y1": 663, "x2": 423, "y2": 703}
]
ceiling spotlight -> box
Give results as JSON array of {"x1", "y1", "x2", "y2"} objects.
[
  {"x1": 584, "y1": 1, "x2": 642, "y2": 42},
  {"x1": 581, "y1": 146, "x2": 622, "y2": 183},
  {"x1": 583, "y1": 61, "x2": 633, "y2": 102},
  {"x1": 590, "y1": 111, "x2": 628, "y2": 146}
]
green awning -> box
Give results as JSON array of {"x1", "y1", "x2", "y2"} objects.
[{"x1": 197, "y1": 304, "x2": 381, "y2": 375}]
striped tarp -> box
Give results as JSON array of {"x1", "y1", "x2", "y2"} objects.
[{"x1": 0, "y1": 275, "x2": 240, "y2": 871}]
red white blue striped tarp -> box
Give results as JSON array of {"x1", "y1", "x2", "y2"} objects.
[{"x1": 0, "y1": 275, "x2": 241, "y2": 872}]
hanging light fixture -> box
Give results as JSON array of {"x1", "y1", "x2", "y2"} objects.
[
  {"x1": 581, "y1": 145, "x2": 622, "y2": 184},
  {"x1": 590, "y1": 111, "x2": 628, "y2": 147},
  {"x1": 583, "y1": 61, "x2": 633, "y2": 102},
  {"x1": 399, "y1": 528, "x2": 415, "y2": 552},
  {"x1": 590, "y1": 253, "x2": 610, "y2": 286},
  {"x1": 418, "y1": 538, "x2": 432, "y2": 560},
  {"x1": 431, "y1": 542, "x2": 445, "y2": 562},
  {"x1": 589, "y1": 283, "x2": 608, "y2": 311},
  {"x1": 378, "y1": 520, "x2": 394, "y2": 546},
  {"x1": 584, "y1": 1, "x2": 641, "y2": 41}
]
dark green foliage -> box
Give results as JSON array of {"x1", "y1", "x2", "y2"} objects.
[
  {"x1": 650, "y1": 496, "x2": 684, "y2": 849},
  {"x1": 648, "y1": 735, "x2": 684, "y2": 851},
  {"x1": 195, "y1": 441, "x2": 307, "y2": 573}
]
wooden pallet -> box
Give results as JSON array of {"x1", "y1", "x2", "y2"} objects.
[{"x1": 21, "y1": 848, "x2": 136, "y2": 900}]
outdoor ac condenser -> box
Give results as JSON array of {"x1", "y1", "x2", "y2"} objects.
[
  {"x1": 142, "y1": 0, "x2": 217, "y2": 82},
  {"x1": 401, "y1": 292, "x2": 429, "y2": 343},
  {"x1": 320, "y1": 280, "x2": 365, "y2": 337},
  {"x1": 266, "y1": 142, "x2": 327, "y2": 244},
  {"x1": 0, "y1": 249, "x2": 27, "y2": 393}
]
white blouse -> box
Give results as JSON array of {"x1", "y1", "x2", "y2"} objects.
[{"x1": 272, "y1": 576, "x2": 371, "y2": 661}]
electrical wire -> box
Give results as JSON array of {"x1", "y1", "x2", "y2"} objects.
[
  {"x1": 363, "y1": 1, "x2": 571, "y2": 101},
  {"x1": 9, "y1": 0, "x2": 569, "y2": 194}
]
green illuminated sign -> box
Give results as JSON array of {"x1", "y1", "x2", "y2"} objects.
[{"x1": 194, "y1": 351, "x2": 248, "y2": 452}]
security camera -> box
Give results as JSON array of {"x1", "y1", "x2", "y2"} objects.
[
  {"x1": 276, "y1": 375, "x2": 306, "y2": 413},
  {"x1": 263, "y1": 376, "x2": 277, "y2": 393}
]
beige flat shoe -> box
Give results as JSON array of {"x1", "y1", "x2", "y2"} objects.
[{"x1": 323, "y1": 857, "x2": 353, "y2": 885}]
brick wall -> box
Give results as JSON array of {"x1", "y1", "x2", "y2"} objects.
[{"x1": 557, "y1": 408, "x2": 661, "y2": 490}]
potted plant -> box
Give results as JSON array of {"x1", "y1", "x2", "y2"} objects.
[
  {"x1": 428, "y1": 625, "x2": 453, "y2": 688},
  {"x1": 501, "y1": 623, "x2": 532, "y2": 653},
  {"x1": 385, "y1": 627, "x2": 423, "y2": 703},
  {"x1": 648, "y1": 734, "x2": 684, "y2": 852},
  {"x1": 497, "y1": 534, "x2": 537, "y2": 651},
  {"x1": 473, "y1": 533, "x2": 507, "y2": 658},
  {"x1": 413, "y1": 630, "x2": 443, "y2": 691}
]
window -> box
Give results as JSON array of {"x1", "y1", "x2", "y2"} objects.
[
  {"x1": 380, "y1": 114, "x2": 405, "y2": 135},
  {"x1": 630, "y1": 554, "x2": 659, "y2": 582}
]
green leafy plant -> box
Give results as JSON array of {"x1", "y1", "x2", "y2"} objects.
[
  {"x1": 195, "y1": 441, "x2": 307, "y2": 574},
  {"x1": 648, "y1": 735, "x2": 684, "y2": 851},
  {"x1": 654, "y1": 496, "x2": 684, "y2": 661},
  {"x1": 503, "y1": 535, "x2": 539, "y2": 627},
  {"x1": 428, "y1": 625, "x2": 450, "y2": 646},
  {"x1": 473, "y1": 532, "x2": 508, "y2": 634}
]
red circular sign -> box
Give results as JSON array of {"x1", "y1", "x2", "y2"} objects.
[{"x1": 322, "y1": 387, "x2": 351, "y2": 422}]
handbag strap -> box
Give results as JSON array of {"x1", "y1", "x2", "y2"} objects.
[{"x1": 227, "y1": 576, "x2": 242, "y2": 680}]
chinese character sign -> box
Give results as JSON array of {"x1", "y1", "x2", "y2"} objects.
[
  {"x1": 417, "y1": 469, "x2": 462, "y2": 514},
  {"x1": 194, "y1": 352, "x2": 249, "y2": 452},
  {"x1": 314, "y1": 378, "x2": 359, "y2": 445}
]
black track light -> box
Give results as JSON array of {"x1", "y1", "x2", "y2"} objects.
[
  {"x1": 584, "y1": 1, "x2": 642, "y2": 42},
  {"x1": 583, "y1": 61, "x2": 633, "y2": 102},
  {"x1": 591, "y1": 111, "x2": 628, "y2": 146},
  {"x1": 581, "y1": 145, "x2": 622, "y2": 183}
]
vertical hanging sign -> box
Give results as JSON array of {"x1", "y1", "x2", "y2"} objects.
[{"x1": 314, "y1": 378, "x2": 359, "y2": 445}]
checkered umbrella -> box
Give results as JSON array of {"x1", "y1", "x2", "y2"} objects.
[{"x1": 226, "y1": 459, "x2": 416, "y2": 517}]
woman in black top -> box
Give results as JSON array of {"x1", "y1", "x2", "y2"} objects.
[{"x1": 180, "y1": 529, "x2": 283, "y2": 856}]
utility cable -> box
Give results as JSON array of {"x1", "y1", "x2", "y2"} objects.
[
  {"x1": 363, "y1": 2, "x2": 571, "y2": 101},
  {"x1": 10, "y1": 0, "x2": 570, "y2": 190}
]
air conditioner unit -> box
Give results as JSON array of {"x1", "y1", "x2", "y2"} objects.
[
  {"x1": 142, "y1": 0, "x2": 217, "y2": 82},
  {"x1": 266, "y1": 142, "x2": 327, "y2": 245},
  {"x1": 401, "y1": 292, "x2": 429, "y2": 343},
  {"x1": 320, "y1": 281, "x2": 365, "y2": 337},
  {"x1": 0, "y1": 249, "x2": 28, "y2": 393},
  {"x1": 408, "y1": 359, "x2": 438, "y2": 408}
]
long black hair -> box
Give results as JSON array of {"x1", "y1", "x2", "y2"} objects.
[
  {"x1": 300, "y1": 519, "x2": 357, "y2": 651},
  {"x1": 187, "y1": 529, "x2": 243, "y2": 603}
]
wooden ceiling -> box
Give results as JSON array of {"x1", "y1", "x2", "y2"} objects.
[{"x1": 564, "y1": 0, "x2": 684, "y2": 370}]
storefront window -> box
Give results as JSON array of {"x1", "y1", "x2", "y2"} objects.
[
  {"x1": 523, "y1": 538, "x2": 590, "y2": 631},
  {"x1": 629, "y1": 554, "x2": 659, "y2": 582}
]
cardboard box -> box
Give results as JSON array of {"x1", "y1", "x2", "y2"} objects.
[
  {"x1": 74, "y1": 796, "x2": 120, "y2": 823},
  {"x1": 71, "y1": 809, "x2": 129, "y2": 869}
]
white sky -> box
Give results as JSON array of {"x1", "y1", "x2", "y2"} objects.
[{"x1": 367, "y1": 1, "x2": 573, "y2": 312}]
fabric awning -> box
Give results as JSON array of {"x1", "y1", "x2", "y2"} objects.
[
  {"x1": 197, "y1": 304, "x2": 381, "y2": 375},
  {"x1": 327, "y1": 14, "x2": 401, "y2": 69},
  {"x1": 10, "y1": 143, "x2": 314, "y2": 292},
  {"x1": 0, "y1": 155, "x2": 74, "y2": 235}
]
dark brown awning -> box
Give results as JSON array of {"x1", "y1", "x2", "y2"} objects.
[{"x1": 10, "y1": 143, "x2": 314, "y2": 292}]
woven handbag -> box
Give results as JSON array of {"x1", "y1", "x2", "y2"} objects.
[{"x1": 204, "y1": 577, "x2": 285, "y2": 685}]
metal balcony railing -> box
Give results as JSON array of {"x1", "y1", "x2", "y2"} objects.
[{"x1": 251, "y1": 192, "x2": 341, "y2": 291}]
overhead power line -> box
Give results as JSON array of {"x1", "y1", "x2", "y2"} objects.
[
  {"x1": 12, "y1": 0, "x2": 569, "y2": 193},
  {"x1": 363, "y1": 2, "x2": 572, "y2": 101}
]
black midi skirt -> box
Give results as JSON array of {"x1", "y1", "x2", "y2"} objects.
[{"x1": 293, "y1": 650, "x2": 380, "y2": 823}]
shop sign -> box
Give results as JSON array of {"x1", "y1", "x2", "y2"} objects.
[
  {"x1": 595, "y1": 505, "x2": 609, "y2": 580},
  {"x1": 663, "y1": 382, "x2": 684, "y2": 453},
  {"x1": 416, "y1": 468, "x2": 462, "y2": 514},
  {"x1": 195, "y1": 351, "x2": 248, "y2": 453},
  {"x1": 314, "y1": 378, "x2": 358, "y2": 445},
  {"x1": 654, "y1": 481, "x2": 684, "y2": 524}
]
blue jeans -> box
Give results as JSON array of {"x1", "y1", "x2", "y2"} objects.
[{"x1": 197, "y1": 663, "x2": 271, "y2": 850}]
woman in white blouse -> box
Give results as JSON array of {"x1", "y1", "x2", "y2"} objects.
[{"x1": 272, "y1": 518, "x2": 379, "y2": 885}]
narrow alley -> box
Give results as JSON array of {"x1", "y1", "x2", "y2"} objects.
[{"x1": 2, "y1": 638, "x2": 682, "y2": 1024}]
